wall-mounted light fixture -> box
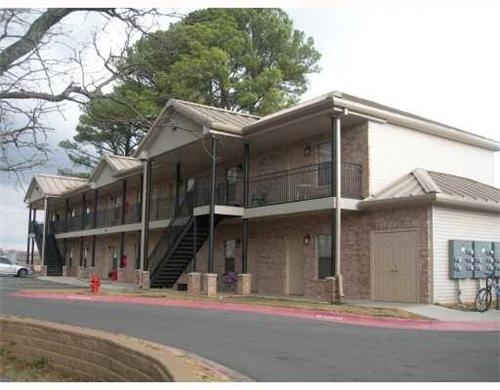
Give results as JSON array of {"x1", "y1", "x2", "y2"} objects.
[
  {"x1": 303, "y1": 233, "x2": 311, "y2": 245},
  {"x1": 304, "y1": 145, "x2": 311, "y2": 156}
]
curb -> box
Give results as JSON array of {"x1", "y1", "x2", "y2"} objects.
[{"x1": 10, "y1": 290, "x2": 500, "y2": 332}]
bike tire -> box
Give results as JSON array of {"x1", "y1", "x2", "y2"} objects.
[{"x1": 474, "y1": 288, "x2": 492, "y2": 312}]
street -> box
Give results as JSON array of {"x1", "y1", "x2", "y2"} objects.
[{"x1": 1, "y1": 277, "x2": 498, "y2": 381}]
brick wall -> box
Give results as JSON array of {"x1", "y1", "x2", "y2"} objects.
[
  {"x1": 0, "y1": 316, "x2": 228, "y2": 381},
  {"x1": 193, "y1": 205, "x2": 431, "y2": 303}
]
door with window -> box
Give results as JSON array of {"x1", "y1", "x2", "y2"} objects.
[
  {"x1": 286, "y1": 237, "x2": 303, "y2": 295},
  {"x1": 224, "y1": 166, "x2": 241, "y2": 205}
]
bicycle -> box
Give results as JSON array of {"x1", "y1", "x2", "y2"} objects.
[{"x1": 474, "y1": 271, "x2": 499, "y2": 312}]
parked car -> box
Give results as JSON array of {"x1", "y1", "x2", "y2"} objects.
[{"x1": 0, "y1": 256, "x2": 33, "y2": 277}]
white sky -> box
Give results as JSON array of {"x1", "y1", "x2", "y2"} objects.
[{"x1": 1, "y1": 3, "x2": 499, "y2": 250}]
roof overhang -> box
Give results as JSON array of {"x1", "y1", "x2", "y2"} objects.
[
  {"x1": 360, "y1": 193, "x2": 500, "y2": 214},
  {"x1": 243, "y1": 91, "x2": 500, "y2": 151}
]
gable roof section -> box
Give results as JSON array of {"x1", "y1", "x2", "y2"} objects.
[
  {"x1": 135, "y1": 99, "x2": 261, "y2": 157},
  {"x1": 360, "y1": 169, "x2": 500, "y2": 212},
  {"x1": 24, "y1": 174, "x2": 88, "y2": 203},
  {"x1": 171, "y1": 100, "x2": 260, "y2": 134},
  {"x1": 90, "y1": 154, "x2": 142, "y2": 182}
]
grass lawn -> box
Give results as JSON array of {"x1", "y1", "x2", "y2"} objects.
[
  {"x1": 0, "y1": 345, "x2": 83, "y2": 382},
  {"x1": 21, "y1": 287, "x2": 427, "y2": 319}
]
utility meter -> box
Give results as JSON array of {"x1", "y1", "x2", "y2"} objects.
[{"x1": 449, "y1": 240, "x2": 474, "y2": 279}]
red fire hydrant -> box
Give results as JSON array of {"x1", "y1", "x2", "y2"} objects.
[{"x1": 89, "y1": 275, "x2": 101, "y2": 295}]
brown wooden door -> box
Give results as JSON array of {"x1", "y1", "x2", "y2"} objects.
[
  {"x1": 286, "y1": 237, "x2": 304, "y2": 295},
  {"x1": 372, "y1": 230, "x2": 419, "y2": 302}
]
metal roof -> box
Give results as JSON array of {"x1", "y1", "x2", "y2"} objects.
[
  {"x1": 104, "y1": 154, "x2": 142, "y2": 174},
  {"x1": 168, "y1": 99, "x2": 260, "y2": 134},
  {"x1": 361, "y1": 169, "x2": 500, "y2": 211},
  {"x1": 25, "y1": 174, "x2": 89, "y2": 202}
]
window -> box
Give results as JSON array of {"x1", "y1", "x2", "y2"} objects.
[
  {"x1": 318, "y1": 142, "x2": 332, "y2": 186},
  {"x1": 224, "y1": 240, "x2": 236, "y2": 273},
  {"x1": 317, "y1": 234, "x2": 331, "y2": 279},
  {"x1": 0, "y1": 257, "x2": 12, "y2": 265}
]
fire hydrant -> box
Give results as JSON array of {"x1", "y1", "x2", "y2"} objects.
[{"x1": 89, "y1": 275, "x2": 101, "y2": 295}]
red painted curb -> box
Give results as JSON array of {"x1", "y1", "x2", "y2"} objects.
[{"x1": 10, "y1": 291, "x2": 500, "y2": 332}]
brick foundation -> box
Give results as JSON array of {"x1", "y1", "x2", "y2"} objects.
[
  {"x1": 237, "y1": 274, "x2": 252, "y2": 296},
  {"x1": 117, "y1": 268, "x2": 127, "y2": 282},
  {"x1": 187, "y1": 273, "x2": 202, "y2": 295},
  {"x1": 202, "y1": 274, "x2": 217, "y2": 297},
  {"x1": 61, "y1": 265, "x2": 68, "y2": 277},
  {"x1": 135, "y1": 270, "x2": 150, "y2": 289},
  {"x1": 40, "y1": 265, "x2": 47, "y2": 276}
]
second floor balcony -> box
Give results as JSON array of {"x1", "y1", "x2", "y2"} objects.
[{"x1": 51, "y1": 161, "x2": 362, "y2": 235}]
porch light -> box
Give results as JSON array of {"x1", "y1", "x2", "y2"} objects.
[
  {"x1": 303, "y1": 233, "x2": 311, "y2": 245},
  {"x1": 304, "y1": 145, "x2": 311, "y2": 156}
]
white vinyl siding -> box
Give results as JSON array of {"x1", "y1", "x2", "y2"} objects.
[
  {"x1": 368, "y1": 121, "x2": 495, "y2": 195},
  {"x1": 432, "y1": 207, "x2": 500, "y2": 304}
]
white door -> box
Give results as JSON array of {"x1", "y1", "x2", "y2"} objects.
[
  {"x1": 286, "y1": 238, "x2": 304, "y2": 295},
  {"x1": 371, "y1": 229, "x2": 419, "y2": 302}
]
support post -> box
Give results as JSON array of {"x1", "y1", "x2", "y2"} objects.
[
  {"x1": 140, "y1": 159, "x2": 152, "y2": 271},
  {"x1": 31, "y1": 209, "x2": 36, "y2": 265},
  {"x1": 93, "y1": 189, "x2": 98, "y2": 228},
  {"x1": 79, "y1": 236, "x2": 84, "y2": 267},
  {"x1": 91, "y1": 235, "x2": 96, "y2": 267},
  {"x1": 241, "y1": 142, "x2": 250, "y2": 273},
  {"x1": 175, "y1": 163, "x2": 181, "y2": 207},
  {"x1": 26, "y1": 205, "x2": 32, "y2": 264},
  {"x1": 65, "y1": 198, "x2": 69, "y2": 232},
  {"x1": 207, "y1": 136, "x2": 217, "y2": 273},
  {"x1": 119, "y1": 231, "x2": 125, "y2": 268},
  {"x1": 121, "y1": 180, "x2": 127, "y2": 224},
  {"x1": 81, "y1": 193, "x2": 86, "y2": 230},
  {"x1": 41, "y1": 197, "x2": 49, "y2": 267},
  {"x1": 331, "y1": 114, "x2": 342, "y2": 298},
  {"x1": 192, "y1": 216, "x2": 197, "y2": 272}
]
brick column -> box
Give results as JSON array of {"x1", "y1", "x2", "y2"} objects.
[
  {"x1": 62, "y1": 266, "x2": 68, "y2": 277},
  {"x1": 117, "y1": 268, "x2": 127, "y2": 282},
  {"x1": 202, "y1": 273, "x2": 217, "y2": 297},
  {"x1": 89, "y1": 267, "x2": 98, "y2": 278},
  {"x1": 237, "y1": 274, "x2": 252, "y2": 296},
  {"x1": 187, "y1": 272, "x2": 202, "y2": 295},
  {"x1": 76, "y1": 266, "x2": 85, "y2": 279},
  {"x1": 40, "y1": 265, "x2": 47, "y2": 276},
  {"x1": 325, "y1": 276, "x2": 340, "y2": 303},
  {"x1": 135, "y1": 270, "x2": 150, "y2": 289}
]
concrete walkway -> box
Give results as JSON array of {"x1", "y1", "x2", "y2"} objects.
[
  {"x1": 345, "y1": 299, "x2": 500, "y2": 323},
  {"x1": 34, "y1": 277, "x2": 500, "y2": 324},
  {"x1": 36, "y1": 276, "x2": 137, "y2": 292}
]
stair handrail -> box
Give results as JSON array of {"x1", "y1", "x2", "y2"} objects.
[{"x1": 147, "y1": 187, "x2": 196, "y2": 275}]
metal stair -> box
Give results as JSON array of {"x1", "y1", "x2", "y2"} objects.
[
  {"x1": 34, "y1": 223, "x2": 63, "y2": 276},
  {"x1": 148, "y1": 189, "x2": 222, "y2": 288}
]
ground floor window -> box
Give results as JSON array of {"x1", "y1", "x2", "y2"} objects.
[
  {"x1": 224, "y1": 240, "x2": 236, "y2": 273},
  {"x1": 317, "y1": 234, "x2": 332, "y2": 279}
]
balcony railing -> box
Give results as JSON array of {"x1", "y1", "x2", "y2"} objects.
[
  {"x1": 51, "y1": 162, "x2": 362, "y2": 234},
  {"x1": 247, "y1": 162, "x2": 362, "y2": 207},
  {"x1": 150, "y1": 197, "x2": 175, "y2": 221}
]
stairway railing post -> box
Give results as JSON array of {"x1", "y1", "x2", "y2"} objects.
[{"x1": 208, "y1": 135, "x2": 217, "y2": 274}]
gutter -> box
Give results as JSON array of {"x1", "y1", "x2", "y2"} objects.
[{"x1": 359, "y1": 193, "x2": 500, "y2": 214}]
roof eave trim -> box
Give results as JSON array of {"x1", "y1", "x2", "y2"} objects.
[
  {"x1": 243, "y1": 95, "x2": 335, "y2": 135},
  {"x1": 359, "y1": 194, "x2": 436, "y2": 210},
  {"x1": 334, "y1": 96, "x2": 500, "y2": 151},
  {"x1": 434, "y1": 194, "x2": 500, "y2": 213}
]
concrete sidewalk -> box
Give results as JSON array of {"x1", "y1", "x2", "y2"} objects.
[
  {"x1": 36, "y1": 276, "x2": 137, "y2": 292},
  {"x1": 345, "y1": 299, "x2": 500, "y2": 323}
]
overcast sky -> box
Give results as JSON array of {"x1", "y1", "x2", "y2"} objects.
[{"x1": 1, "y1": 5, "x2": 499, "y2": 250}]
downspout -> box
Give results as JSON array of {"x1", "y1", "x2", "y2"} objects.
[{"x1": 41, "y1": 196, "x2": 49, "y2": 267}]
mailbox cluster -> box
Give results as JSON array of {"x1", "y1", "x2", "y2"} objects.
[{"x1": 449, "y1": 240, "x2": 500, "y2": 279}]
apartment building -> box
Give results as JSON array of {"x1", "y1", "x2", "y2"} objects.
[{"x1": 24, "y1": 91, "x2": 500, "y2": 304}]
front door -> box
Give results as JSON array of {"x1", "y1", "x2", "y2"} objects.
[
  {"x1": 371, "y1": 229, "x2": 419, "y2": 302},
  {"x1": 286, "y1": 238, "x2": 303, "y2": 295}
]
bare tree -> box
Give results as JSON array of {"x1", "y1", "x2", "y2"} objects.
[{"x1": 0, "y1": 8, "x2": 178, "y2": 174}]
